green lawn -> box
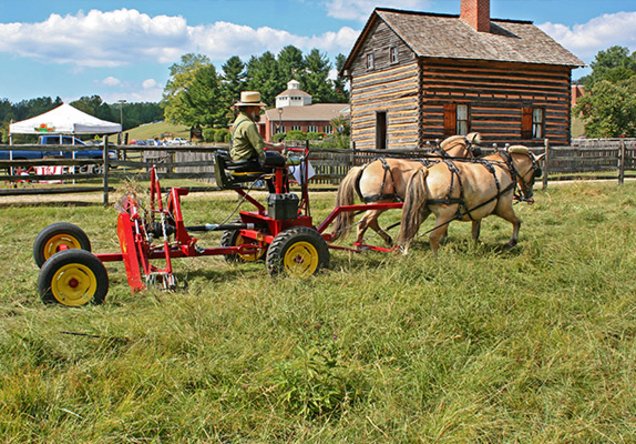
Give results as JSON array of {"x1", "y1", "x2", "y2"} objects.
[
  {"x1": 1, "y1": 183, "x2": 635, "y2": 442},
  {"x1": 125, "y1": 121, "x2": 190, "y2": 142}
]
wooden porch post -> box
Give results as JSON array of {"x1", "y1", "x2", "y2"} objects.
[{"x1": 618, "y1": 139, "x2": 626, "y2": 185}]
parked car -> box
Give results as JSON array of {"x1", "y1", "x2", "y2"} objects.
[
  {"x1": 167, "y1": 137, "x2": 189, "y2": 145},
  {"x1": 0, "y1": 135, "x2": 116, "y2": 161}
]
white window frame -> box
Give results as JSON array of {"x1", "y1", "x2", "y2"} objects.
[
  {"x1": 456, "y1": 104, "x2": 469, "y2": 135},
  {"x1": 532, "y1": 108, "x2": 545, "y2": 139},
  {"x1": 308, "y1": 125, "x2": 318, "y2": 133},
  {"x1": 324, "y1": 125, "x2": 333, "y2": 134},
  {"x1": 389, "y1": 46, "x2": 399, "y2": 64},
  {"x1": 366, "y1": 52, "x2": 374, "y2": 70},
  {"x1": 291, "y1": 124, "x2": 301, "y2": 131}
]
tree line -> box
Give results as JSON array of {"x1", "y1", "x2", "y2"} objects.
[
  {"x1": 575, "y1": 45, "x2": 636, "y2": 138},
  {"x1": 161, "y1": 46, "x2": 349, "y2": 131},
  {"x1": 0, "y1": 96, "x2": 163, "y2": 142}
]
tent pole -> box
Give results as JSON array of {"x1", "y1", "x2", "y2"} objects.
[{"x1": 103, "y1": 135, "x2": 109, "y2": 207}]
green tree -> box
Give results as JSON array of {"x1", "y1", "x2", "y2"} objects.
[
  {"x1": 220, "y1": 56, "x2": 246, "y2": 124},
  {"x1": 333, "y1": 53, "x2": 350, "y2": 103},
  {"x1": 162, "y1": 53, "x2": 212, "y2": 127},
  {"x1": 277, "y1": 45, "x2": 305, "y2": 86},
  {"x1": 581, "y1": 46, "x2": 636, "y2": 88},
  {"x1": 182, "y1": 64, "x2": 225, "y2": 128},
  {"x1": 245, "y1": 51, "x2": 280, "y2": 106},
  {"x1": 71, "y1": 95, "x2": 114, "y2": 121},
  {"x1": 575, "y1": 46, "x2": 636, "y2": 137},
  {"x1": 300, "y1": 49, "x2": 333, "y2": 103}
]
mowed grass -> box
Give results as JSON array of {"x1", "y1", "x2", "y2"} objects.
[
  {"x1": 125, "y1": 121, "x2": 190, "y2": 142},
  {"x1": 1, "y1": 183, "x2": 635, "y2": 442}
]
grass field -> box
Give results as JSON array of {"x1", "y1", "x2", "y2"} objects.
[
  {"x1": 1, "y1": 182, "x2": 635, "y2": 442},
  {"x1": 125, "y1": 121, "x2": 190, "y2": 142}
]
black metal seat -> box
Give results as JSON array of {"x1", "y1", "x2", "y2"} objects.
[{"x1": 214, "y1": 151, "x2": 265, "y2": 189}]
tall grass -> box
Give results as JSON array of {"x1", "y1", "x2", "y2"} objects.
[{"x1": 0, "y1": 182, "x2": 635, "y2": 442}]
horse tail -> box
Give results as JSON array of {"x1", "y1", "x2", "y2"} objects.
[
  {"x1": 332, "y1": 166, "x2": 363, "y2": 241},
  {"x1": 398, "y1": 167, "x2": 429, "y2": 248}
]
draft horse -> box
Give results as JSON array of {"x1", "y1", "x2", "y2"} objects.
[
  {"x1": 332, "y1": 132, "x2": 482, "y2": 246},
  {"x1": 398, "y1": 145, "x2": 545, "y2": 253}
]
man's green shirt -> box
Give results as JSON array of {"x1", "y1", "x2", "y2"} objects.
[{"x1": 230, "y1": 112, "x2": 265, "y2": 162}]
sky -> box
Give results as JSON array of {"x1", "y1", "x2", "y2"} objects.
[{"x1": 0, "y1": 0, "x2": 635, "y2": 104}]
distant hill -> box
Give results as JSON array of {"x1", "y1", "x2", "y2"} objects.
[{"x1": 124, "y1": 121, "x2": 190, "y2": 142}]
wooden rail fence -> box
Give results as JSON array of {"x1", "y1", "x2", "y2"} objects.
[{"x1": 1, "y1": 137, "x2": 635, "y2": 204}]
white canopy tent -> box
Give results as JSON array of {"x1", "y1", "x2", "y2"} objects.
[{"x1": 9, "y1": 103, "x2": 121, "y2": 136}]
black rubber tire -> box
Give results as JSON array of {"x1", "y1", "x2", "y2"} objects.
[
  {"x1": 38, "y1": 249, "x2": 108, "y2": 306},
  {"x1": 33, "y1": 222, "x2": 91, "y2": 268},
  {"x1": 266, "y1": 226, "x2": 330, "y2": 277},
  {"x1": 220, "y1": 223, "x2": 266, "y2": 263}
]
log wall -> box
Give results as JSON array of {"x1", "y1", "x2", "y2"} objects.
[
  {"x1": 349, "y1": 20, "x2": 420, "y2": 150},
  {"x1": 420, "y1": 59, "x2": 573, "y2": 146}
]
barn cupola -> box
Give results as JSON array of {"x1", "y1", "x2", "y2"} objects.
[{"x1": 460, "y1": 0, "x2": 490, "y2": 33}]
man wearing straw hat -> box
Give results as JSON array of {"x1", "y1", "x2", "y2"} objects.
[{"x1": 230, "y1": 90, "x2": 283, "y2": 168}]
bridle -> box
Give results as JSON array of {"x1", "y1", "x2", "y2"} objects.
[{"x1": 498, "y1": 150, "x2": 542, "y2": 202}]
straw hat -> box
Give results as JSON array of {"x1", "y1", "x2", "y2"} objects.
[{"x1": 234, "y1": 91, "x2": 266, "y2": 108}]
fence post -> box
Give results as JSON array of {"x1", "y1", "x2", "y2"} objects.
[
  {"x1": 618, "y1": 139, "x2": 626, "y2": 185},
  {"x1": 103, "y1": 135, "x2": 109, "y2": 207},
  {"x1": 542, "y1": 138, "x2": 550, "y2": 190}
]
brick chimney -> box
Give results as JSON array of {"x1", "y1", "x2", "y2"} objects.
[{"x1": 460, "y1": 0, "x2": 490, "y2": 33}]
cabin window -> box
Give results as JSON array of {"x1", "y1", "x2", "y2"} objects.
[
  {"x1": 291, "y1": 124, "x2": 301, "y2": 131},
  {"x1": 456, "y1": 104, "x2": 469, "y2": 135},
  {"x1": 376, "y1": 111, "x2": 387, "y2": 149},
  {"x1": 521, "y1": 106, "x2": 544, "y2": 139},
  {"x1": 275, "y1": 125, "x2": 285, "y2": 134},
  {"x1": 389, "y1": 47, "x2": 399, "y2": 64},
  {"x1": 308, "y1": 125, "x2": 318, "y2": 133},
  {"x1": 366, "y1": 53, "x2": 375, "y2": 70},
  {"x1": 532, "y1": 108, "x2": 545, "y2": 139},
  {"x1": 324, "y1": 125, "x2": 333, "y2": 134}
]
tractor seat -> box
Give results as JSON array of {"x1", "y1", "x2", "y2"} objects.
[{"x1": 214, "y1": 151, "x2": 266, "y2": 189}]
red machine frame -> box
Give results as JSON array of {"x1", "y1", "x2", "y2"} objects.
[{"x1": 34, "y1": 145, "x2": 403, "y2": 304}]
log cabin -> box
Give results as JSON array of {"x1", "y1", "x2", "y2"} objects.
[{"x1": 341, "y1": 0, "x2": 584, "y2": 149}]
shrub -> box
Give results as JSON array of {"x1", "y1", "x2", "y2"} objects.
[
  {"x1": 215, "y1": 129, "x2": 230, "y2": 143},
  {"x1": 272, "y1": 133, "x2": 287, "y2": 143},
  {"x1": 285, "y1": 130, "x2": 306, "y2": 141},
  {"x1": 202, "y1": 128, "x2": 216, "y2": 143}
]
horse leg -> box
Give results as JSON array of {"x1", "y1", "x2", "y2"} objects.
[
  {"x1": 429, "y1": 215, "x2": 452, "y2": 254},
  {"x1": 366, "y1": 210, "x2": 393, "y2": 246},
  {"x1": 497, "y1": 206, "x2": 521, "y2": 247},
  {"x1": 355, "y1": 210, "x2": 373, "y2": 244},
  {"x1": 471, "y1": 220, "x2": 482, "y2": 242}
]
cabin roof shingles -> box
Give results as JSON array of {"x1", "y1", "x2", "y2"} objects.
[{"x1": 353, "y1": 9, "x2": 583, "y2": 68}]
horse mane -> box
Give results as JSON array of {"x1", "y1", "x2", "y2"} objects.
[{"x1": 466, "y1": 132, "x2": 482, "y2": 145}]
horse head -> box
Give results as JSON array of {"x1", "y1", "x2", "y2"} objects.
[
  {"x1": 505, "y1": 146, "x2": 545, "y2": 202},
  {"x1": 439, "y1": 132, "x2": 482, "y2": 158}
]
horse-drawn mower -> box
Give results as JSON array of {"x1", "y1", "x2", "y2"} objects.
[{"x1": 33, "y1": 146, "x2": 402, "y2": 307}]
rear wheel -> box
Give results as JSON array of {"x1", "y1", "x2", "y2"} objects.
[
  {"x1": 266, "y1": 227, "x2": 329, "y2": 277},
  {"x1": 38, "y1": 250, "x2": 108, "y2": 306},
  {"x1": 220, "y1": 222, "x2": 266, "y2": 263},
  {"x1": 33, "y1": 222, "x2": 91, "y2": 268}
]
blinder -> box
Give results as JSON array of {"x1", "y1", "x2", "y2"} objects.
[{"x1": 534, "y1": 166, "x2": 542, "y2": 178}]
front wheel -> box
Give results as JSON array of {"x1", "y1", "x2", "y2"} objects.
[
  {"x1": 38, "y1": 250, "x2": 108, "y2": 306},
  {"x1": 266, "y1": 227, "x2": 329, "y2": 277},
  {"x1": 33, "y1": 222, "x2": 91, "y2": 268}
]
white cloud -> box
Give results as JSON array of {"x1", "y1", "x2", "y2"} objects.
[
  {"x1": 102, "y1": 76, "x2": 121, "y2": 86},
  {"x1": 0, "y1": 8, "x2": 359, "y2": 68},
  {"x1": 325, "y1": 0, "x2": 431, "y2": 22},
  {"x1": 142, "y1": 78, "x2": 158, "y2": 89},
  {"x1": 539, "y1": 11, "x2": 636, "y2": 62}
]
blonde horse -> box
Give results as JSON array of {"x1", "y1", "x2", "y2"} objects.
[
  {"x1": 332, "y1": 132, "x2": 482, "y2": 246},
  {"x1": 398, "y1": 146, "x2": 544, "y2": 253}
]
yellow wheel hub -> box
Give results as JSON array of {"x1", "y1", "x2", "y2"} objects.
[
  {"x1": 283, "y1": 241, "x2": 319, "y2": 277},
  {"x1": 235, "y1": 234, "x2": 264, "y2": 262},
  {"x1": 44, "y1": 234, "x2": 81, "y2": 261},
  {"x1": 51, "y1": 263, "x2": 98, "y2": 306}
]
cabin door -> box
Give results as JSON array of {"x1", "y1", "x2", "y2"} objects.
[{"x1": 376, "y1": 111, "x2": 387, "y2": 149}]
